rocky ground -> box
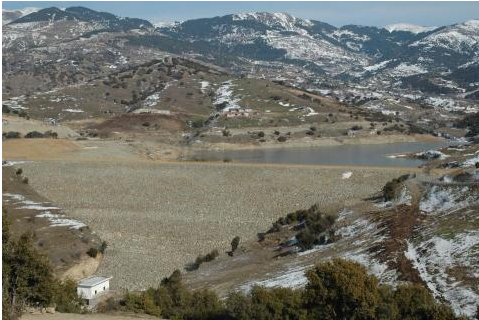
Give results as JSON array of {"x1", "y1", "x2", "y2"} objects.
[{"x1": 19, "y1": 158, "x2": 412, "y2": 290}]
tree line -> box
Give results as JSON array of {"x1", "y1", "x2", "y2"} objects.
[{"x1": 103, "y1": 259, "x2": 471, "y2": 320}]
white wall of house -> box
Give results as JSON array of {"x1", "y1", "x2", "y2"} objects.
[{"x1": 77, "y1": 280, "x2": 110, "y2": 300}]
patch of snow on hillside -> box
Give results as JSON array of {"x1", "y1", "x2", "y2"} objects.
[
  {"x1": 263, "y1": 30, "x2": 367, "y2": 73},
  {"x1": 364, "y1": 60, "x2": 391, "y2": 72},
  {"x1": 240, "y1": 265, "x2": 309, "y2": 292},
  {"x1": 419, "y1": 185, "x2": 477, "y2": 213},
  {"x1": 385, "y1": 23, "x2": 436, "y2": 34},
  {"x1": 332, "y1": 29, "x2": 370, "y2": 42},
  {"x1": 389, "y1": 63, "x2": 427, "y2": 77},
  {"x1": 200, "y1": 81, "x2": 210, "y2": 93},
  {"x1": 341, "y1": 250, "x2": 396, "y2": 284},
  {"x1": 63, "y1": 108, "x2": 84, "y2": 113},
  {"x1": 336, "y1": 218, "x2": 376, "y2": 238},
  {"x1": 3, "y1": 193, "x2": 26, "y2": 202},
  {"x1": 36, "y1": 212, "x2": 86, "y2": 229},
  {"x1": 305, "y1": 107, "x2": 318, "y2": 116},
  {"x1": 214, "y1": 80, "x2": 241, "y2": 112},
  {"x1": 397, "y1": 187, "x2": 412, "y2": 206},
  {"x1": 405, "y1": 232, "x2": 479, "y2": 317},
  {"x1": 462, "y1": 151, "x2": 479, "y2": 168}
]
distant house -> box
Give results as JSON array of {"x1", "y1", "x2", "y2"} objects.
[{"x1": 77, "y1": 276, "x2": 112, "y2": 307}]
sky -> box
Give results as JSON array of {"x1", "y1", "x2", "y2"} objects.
[{"x1": 3, "y1": 1, "x2": 479, "y2": 27}]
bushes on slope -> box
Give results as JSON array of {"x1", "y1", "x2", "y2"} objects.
[{"x1": 112, "y1": 259, "x2": 461, "y2": 320}]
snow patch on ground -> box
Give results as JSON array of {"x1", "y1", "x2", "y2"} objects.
[
  {"x1": 342, "y1": 171, "x2": 353, "y2": 179},
  {"x1": 240, "y1": 265, "x2": 309, "y2": 293},
  {"x1": 389, "y1": 63, "x2": 428, "y2": 77},
  {"x1": 364, "y1": 60, "x2": 391, "y2": 72},
  {"x1": 200, "y1": 81, "x2": 210, "y2": 93},
  {"x1": 405, "y1": 232, "x2": 479, "y2": 317},
  {"x1": 419, "y1": 185, "x2": 475, "y2": 213},
  {"x1": 3, "y1": 193, "x2": 26, "y2": 201},
  {"x1": 63, "y1": 108, "x2": 84, "y2": 113},
  {"x1": 214, "y1": 80, "x2": 241, "y2": 112},
  {"x1": 462, "y1": 151, "x2": 479, "y2": 168},
  {"x1": 336, "y1": 218, "x2": 376, "y2": 238},
  {"x1": 36, "y1": 212, "x2": 86, "y2": 229},
  {"x1": 341, "y1": 250, "x2": 397, "y2": 284},
  {"x1": 2, "y1": 160, "x2": 28, "y2": 167}
]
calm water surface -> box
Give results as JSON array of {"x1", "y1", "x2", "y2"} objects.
[{"x1": 194, "y1": 141, "x2": 453, "y2": 167}]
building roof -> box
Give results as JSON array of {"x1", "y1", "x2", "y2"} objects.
[{"x1": 78, "y1": 276, "x2": 112, "y2": 288}]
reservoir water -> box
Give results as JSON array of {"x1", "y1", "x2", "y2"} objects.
[{"x1": 193, "y1": 141, "x2": 453, "y2": 167}]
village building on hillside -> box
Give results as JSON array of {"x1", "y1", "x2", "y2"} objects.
[{"x1": 77, "y1": 276, "x2": 112, "y2": 307}]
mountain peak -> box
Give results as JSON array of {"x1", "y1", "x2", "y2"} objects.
[
  {"x1": 232, "y1": 12, "x2": 312, "y2": 29},
  {"x1": 9, "y1": 6, "x2": 153, "y2": 29}
]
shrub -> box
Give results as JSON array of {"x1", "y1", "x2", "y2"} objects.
[
  {"x1": 222, "y1": 129, "x2": 231, "y2": 137},
  {"x1": 115, "y1": 258, "x2": 461, "y2": 320},
  {"x1": 296, "y1": 229, "x2": 316, "y2": 250},
  {"x1": 306, "y1": 130, "x2": 315, "y2": 135},
  {"x1": 268, "y1": 204, "x2": 337, "y2": 250},
  {"x1": 476, "y1": 162, "x2": 479, "y2": 169},
  {"x1": 274, "y1": 130, "x2": 280, "y2": 135},
  {"x1": 43, "y1": 131, "x2": 58, "y2": 139},
  {"x1": 277, "y1": 136, "x2": 287, "y2": 142},
  {"x1": 99, "y1": 241, "x2": 108, "y2": 253},
  {"x1": 350, "y1": 125, "x2": 363, "y2": 131},
  {"x1": 22, "y1": 177, "x2": 29, "y2": 184},
  {"x1": 191, "y1": 119, "x2": 205, "y2": 128},
  {"x1": 3, "y1": 131, "x2": 20, "y2": 139},
  {"x1": 304, "y1": 259, "x2": 380, "y2": 319},
  {"x1": 86, "y1": 247, "x2": 98, "y2": 258},
  {"x1": 53, "y1": 279, "x2": 84, "y2": 313},
  {"x1": 2, "y1": 213, "x2": 84, "y2": 317},
  {"x1": 15, "y1": 168, "x2": 22, "y2": 175},
  {"x1": 310, "y1": 126, "x2": 317, "y2": 131},
  {"x1": 98, "y1": 297, "x2": 118, "y2": 313},
  {"x1": 257, "y1": 131, "x2": 265, "y2": 138},
  {"x1": 257, "y1": 232, "x2": 266, "y2": 242},
  {"x1": 230, "y1": 236, "x2": 240, "y2": 256},
  {"x1": 187, "y1": 249, "x2": 219, "y2": 271},
  {"x1": 382, "y1": 174, "x2": 411, "y2": 201},
  {"x1": 25, "y1": 131, "x2": 44, "y2": 138}
]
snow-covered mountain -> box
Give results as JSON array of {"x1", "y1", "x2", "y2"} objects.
[
  {"x1": 157, "y1": 12, "x2": 479, "y2": 81},
  {"x1": 3, "y1": 8, "x2": 479, "y2": 96},
  {"x1": 410, "y1": 20, "x2": 479, "y2": 54}
]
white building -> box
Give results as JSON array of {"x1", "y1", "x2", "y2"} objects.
[{"x1": 77, "y1": 276, "x2": 112, "y2": 306}]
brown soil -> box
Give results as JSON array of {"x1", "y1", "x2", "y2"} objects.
[
  {"x1": 89, "y1": 113, "x2": 186, "y2": 133},
  {"x1": 371, "y1": 180, "x2": 426, "y2": 283},
  {"x1": 2, "y1": 166, "x2": 102, "y2": 277},
  {"x1": 2, "y1": 139, "x2": 80, "y2": 160}
]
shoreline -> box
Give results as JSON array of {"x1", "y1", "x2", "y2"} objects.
[{"x1": 184, "y1": 134, "x2": 447, "y2": 152}]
